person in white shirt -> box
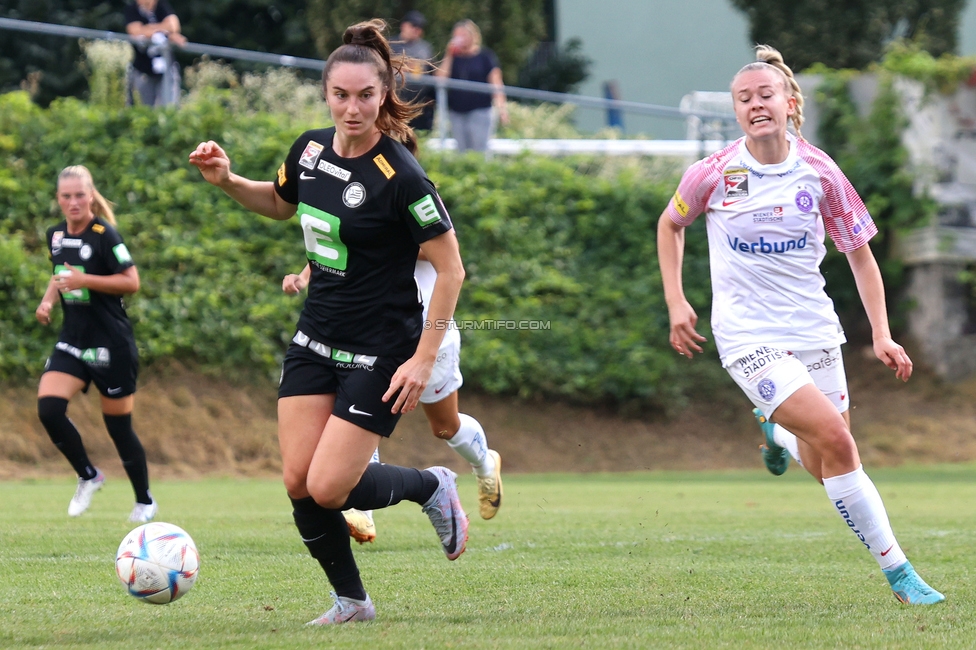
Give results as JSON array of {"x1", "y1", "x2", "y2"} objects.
[
  {"x1": 657, "y1": 44, "x2": 944, "y2": 606},
  {"x1": 284, "y1": 256, "x2": 504, "y2": 542}
]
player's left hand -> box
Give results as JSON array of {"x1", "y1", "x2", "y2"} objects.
[
  {"x1": 382, "y1": 354, "x2": 434, "y2": 414},
  {"x1": 54, "y1": 263, "x2": 86, "y2": 293},
  {"x1": 282, "y1": 274, "x2": 306, "y2": 294},
  {"x1": 874, "y1": 336, "x2": 912, "y2": 382}
]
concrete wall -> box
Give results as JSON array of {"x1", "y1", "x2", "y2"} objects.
[
  {"x1": 960, "y1": 0, "x2": 976, "y2": 56},
  {"x1": 906, "y1": 263, "x2": 976, "y2": 381},
  {"x1": 556, "y1": 0, "x2": 752, "y2": 138},
  {"x1": 557, "y1": 0, "x2": 976, "y2": 138}
]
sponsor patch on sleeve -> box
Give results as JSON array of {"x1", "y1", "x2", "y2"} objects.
[
  {"x1": 92, "y1": 224, "x2": 105, "y2": 234},
  {"x1": 113, "y1": 243, "x2": 132, "y2": 264},
  {"x1": 277, "y1": 163, "x2": 288, "y2": 186},
  {"x1": 409, "y1": 194, "x2": 443, "y2": 226},
  {"x1": 373, "y1": 153, "x2": 396, "y2": 179},
  {"x1": 298, "y1": 141, "x2": 324, "y2": 170},
  {"x1": 672, "y1": 190, "x2": 690, "y2": 218}
]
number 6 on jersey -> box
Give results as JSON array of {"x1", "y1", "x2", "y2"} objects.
[{"x1": 300, "y1": 203, "x2": 348, "y2": 271}]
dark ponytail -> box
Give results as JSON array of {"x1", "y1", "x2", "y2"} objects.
[{"x1": 323, "y1": 19, "x2": 423, "y2": 156}]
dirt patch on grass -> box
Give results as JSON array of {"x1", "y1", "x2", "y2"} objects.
[{"x1": 3, "y1": 348, "x2": 976, "y2": 481}]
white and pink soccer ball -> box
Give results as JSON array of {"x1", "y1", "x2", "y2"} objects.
[{"x1": 115, "y1": 522, "x2": 199, "y2": 604}]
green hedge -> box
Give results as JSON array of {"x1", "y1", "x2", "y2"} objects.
[{"x1": 0, "y1": 90, "x2": 726, "y2": 412}]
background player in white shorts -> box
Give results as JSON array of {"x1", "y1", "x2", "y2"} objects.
[
  {"x1": 657, "y1": 45, "x2": 944, "y2": 605},
  {"x1": 285, "y1": 256, "x2": 503, "y2": 541}
]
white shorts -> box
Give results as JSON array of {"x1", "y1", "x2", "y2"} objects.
[
  {"x1": 725, "y1": 346, "x2": 849, "y2": 418},
  {"x1": 419, "y1": 327, "x2": 463, "y2": 404}
]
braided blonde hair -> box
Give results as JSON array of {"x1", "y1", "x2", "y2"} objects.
[{"x1": 734, "y1": 45, "x2": 805, "y2": 140}]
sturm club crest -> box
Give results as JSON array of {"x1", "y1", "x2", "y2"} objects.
[
  {"x1": 343, "y1": 182, "x2": 366, "y2": 208},
  {"x1": 80, "y1": 244, "x2": 93, "y2": 260},
  {"x1": 758, "y1": 378, "x2": 777, "y2": 401}
]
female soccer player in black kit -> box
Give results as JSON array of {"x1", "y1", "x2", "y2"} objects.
[
  {"x1": 36, "y1": 165, "x2": 156, "y2": 523},
  {"x1": 189, "y1": 19, "x2": 468, "y2": 625}
]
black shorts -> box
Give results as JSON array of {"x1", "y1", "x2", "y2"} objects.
[
  {"x1": 44, "y1": 340, "x2": 138, "y2": 398},
  {"x1": 278, "y1": 341, "x2": 409, "y2": 437}
]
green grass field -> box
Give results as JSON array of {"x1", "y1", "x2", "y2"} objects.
[{"x1": 1, "y1": 466, "x2": 974, "y2": 649}]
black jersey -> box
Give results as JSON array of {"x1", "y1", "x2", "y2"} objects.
[
  {"x1": 46, "y1": 217, "x2": 136, "y2": 348},
  {"x1": 274, "y1": 128, "x2": 454, "y2": 356}
]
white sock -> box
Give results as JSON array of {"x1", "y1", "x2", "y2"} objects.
[
  {"x1": 772, "y1": 423, "x2": 803, "y2": 467},
  {"x1": 446, "y1": 413, "x2": 494, "y2": 476},
  {"x1": 823, "y1": 465, "x2": 907, "y2": 570}
]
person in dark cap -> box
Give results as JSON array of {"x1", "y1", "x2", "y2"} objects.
[{"x1": 390, "y1": 11, "x2": 435, "y2": 131}]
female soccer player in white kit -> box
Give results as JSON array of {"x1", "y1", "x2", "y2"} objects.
[{"x1": 657, "y1": 45, "x2": 944, "y2": 605}]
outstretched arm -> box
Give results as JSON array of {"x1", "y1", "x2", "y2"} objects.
[
  {"x1": 189, "y1": 141, "x2": 296, "y2": 221},
  {"x1": 846, "y1": 243, "x2": 912, "y2": 381},
  {"x1": 658, "y1": 213, "x2": 707, "y2": 358}
]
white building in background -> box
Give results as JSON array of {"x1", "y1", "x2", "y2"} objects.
[{"x1": 555, "y1": 0, "x2": 976, "y2": 138}]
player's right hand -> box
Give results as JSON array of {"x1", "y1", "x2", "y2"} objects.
[
  {"x1": 35, "y1": 301, "x2": 53, "y2": 325},
  {"x1": 188, "y1": 141, "x2": 231, "y2": 186},
  {"x1": 668, "y1": 299, "x2": 707, "y2": 358},
  {"x1": 282, "y1": 274, "x2": 307, "y2": 294}
]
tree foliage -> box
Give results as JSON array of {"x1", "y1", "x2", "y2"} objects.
[
  {"x1": 1, "y1": 1, "x2": 550, "y2": 106},
  {"x1": 812, "y1": 64, "x2": 936, "y2": 335},
  {"x1": 0, "y1": 1, "x2": 318, "y2": 105},
  {"x1": 730, "y1": 0, "x2": 965, "y2": 71},
  {"x1": 0, "y1": 86, "x2": 734, "y2": 412},
  {"x1": 517, "y1": 38, "x2": 591, "y2": 94},
  {"x1": 306, "y1": 0, "x2": 546, "y2": 83}
]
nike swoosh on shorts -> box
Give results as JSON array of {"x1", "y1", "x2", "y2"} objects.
[{"x1": 348, "y1": 404, "x2": 372, "y2": 417}]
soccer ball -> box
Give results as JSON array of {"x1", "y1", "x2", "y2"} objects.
[{"x1": 115, "y1": 522, "x2": 199, "y2": 604}]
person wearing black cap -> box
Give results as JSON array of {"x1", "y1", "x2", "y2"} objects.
[{"x1": 390, "y1": 10, "x2": 435, "y2": 131}]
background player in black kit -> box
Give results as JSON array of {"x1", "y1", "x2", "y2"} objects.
[
  {"x1": 35, "y1": 165, "x2": 157, "y2": 523},
  {"x1": 189, "y1": 19, "x2": 468, "y2": 625}
]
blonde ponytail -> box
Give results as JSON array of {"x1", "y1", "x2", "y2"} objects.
[
  {"x1": 735, "y1": 45, "x2": 805, "y2": 140},
  {"x1": 58, "y1": 165, "x2": 116, "y2": 225}
]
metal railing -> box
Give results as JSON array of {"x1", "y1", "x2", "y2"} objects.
[{"x1": 0, "y1": 16, "x2": 740, "y2": 147}]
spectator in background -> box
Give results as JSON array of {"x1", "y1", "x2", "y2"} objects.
[
  {"x1": 390, "y1": 10, "x2": 435, "y2": 131},
  {"x1": 603, "y1": 80, "x2": 624, "y2": 130},
  {"x1": 124, "y1": 0, "x2": 187, "y2": 107},
  {"x1": 435, "y1": 19, "x2": 508, "y2": 153}
]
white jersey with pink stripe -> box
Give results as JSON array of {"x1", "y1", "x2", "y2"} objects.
[{"x1": 665, "y1": 133, "x2": 878, "y2": 364}]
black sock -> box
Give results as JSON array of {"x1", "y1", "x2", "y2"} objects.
[
  {"x1": 341, "y1": 463, "x2": 439, "y2": 511},
  {"x1": 291, "y1": 496, "x2": 366, "y2": 601},
  {"x1": 103, "y1": 413, "x2": 151, "y2": 504},
  {"x1": 38, "y1": 397, "x2": 97, "y2": 480}
]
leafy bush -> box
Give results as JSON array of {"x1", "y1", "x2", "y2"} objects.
[
  {"x1": 80, "y1": 40, "x2": 132, "y2": 110},
  {"x1": 1, "y1": 89, "x2": 726, "y2": 412},
  {"x1": 425, "y1": 153, "x2": 724, "y2": 412},
  {"x1": 813, "y1": 65, "x2": 936, "y2": 335}
]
